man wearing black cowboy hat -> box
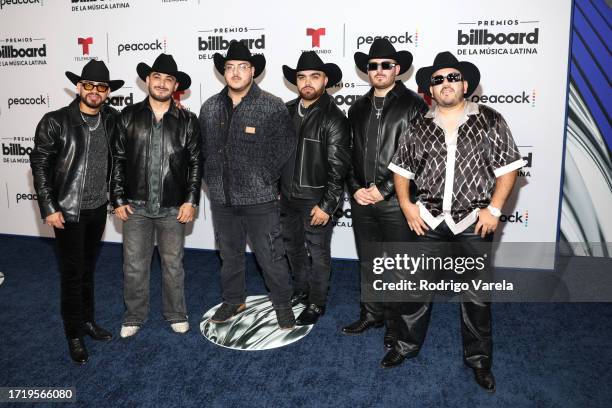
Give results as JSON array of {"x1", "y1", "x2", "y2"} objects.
[
  {"x1": 280, "y1": 51, "x2": 351, "y2": 325},
  {"x1": 341, "y1": 38, "x2": 427, "y2": 350},
  {"x1": 199, "y1": 41, "x2": 297, "y2": 330},
  {"x1": 31, "y1": 59, "x2": 123, "y2": 363},
  {"x1": 388, "y1": 51, "x2": 525, "y2": 391},
  {"x1": 111, "y1": 53, "x2": 201, "y2": 338}
]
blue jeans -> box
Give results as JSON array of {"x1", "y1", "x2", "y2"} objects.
[
  {"x1": 211, "y1": 200, "x2": 293, "y2": 309},
  {"x1": 122, "y1": 213, "x2": 187, "y2": 326}
]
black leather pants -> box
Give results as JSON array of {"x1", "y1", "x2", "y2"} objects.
[
  {"x1": 391, "y1": 221, "x2": 493, "y2": 369},
  {"x1": 351, "y1": 197, "x2": 416, "y2": 326}
]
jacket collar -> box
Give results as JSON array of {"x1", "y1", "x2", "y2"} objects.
[
  {"x1": 365, "y1": 80, "x2": 408, "y2": 102},
  {"x1": 139, "y1": 96, "x2": 180, "y2": 118},
  {"x1": 425, "y1": 100, "x2": 479, "y2": 119},
  {"x1": 220, "y1": 81, "x2": 262, "y2": 104}
]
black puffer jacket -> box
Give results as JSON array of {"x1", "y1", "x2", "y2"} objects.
[
  {"x1": 111, "y1": 98, "x2": 202, "y2": 208},
  {"x1": 30, "y1": 98, "x2": 118, "y2": 222},
  {"x1": 346, "y1": 81, "x2": 427, "y2": 198},
  {"x1": 282, "y1": 92, "x2": 351, "y2": 215}
]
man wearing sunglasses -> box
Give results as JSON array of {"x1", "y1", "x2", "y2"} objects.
[
  {"x1": 30, "y1": 60, "x2": 124, "y2": 364},
  {"x1": 342, "y1": 39, "x2": 427, "y2": 354},
  {"x1": 199, "y1": 41, "x2": 296, "y2": 330},
  {"x1": 111, "y1": 54, "x2": 201, "y2": 339},
  {"x1": 388, "y1": 52, "x2": 525, "y2": 391}
]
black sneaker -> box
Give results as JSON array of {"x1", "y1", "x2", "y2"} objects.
[
  {"x1": 210, "y1": 302, "x2": 246, "y2": 323},
  {"x1": 275, "y1": 307, "x2": 296, "y2": 330}
]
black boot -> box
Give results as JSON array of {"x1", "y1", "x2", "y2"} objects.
[
  {"x1": 67, "y1": 337, "x2": 88, "y2": 364},
  {"x1": 341, "y1": 318, "x2": 384, "y2": 335},
  {"x1": 383, "y1": 326, "x2": 398, "y2": 348},
  {"x1": 473, "y1": 367, "x2": 496, "y2": 392},
  {"x1": 290, "y1": 291, "x2": 309, "y2": 306},
  {"x1": 380, "y1": 349, "x2": 407, "y2": 368},
  {"x1": 83, "y1": 322, "x2": 113, "y2": 341},
  {"x1": 296, "y1": 304, "x2": 325, "y2": 326}
]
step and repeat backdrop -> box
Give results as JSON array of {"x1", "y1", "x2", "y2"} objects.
[{"x1": 0, "y1": 0, "x2": 573, "y2": 268}]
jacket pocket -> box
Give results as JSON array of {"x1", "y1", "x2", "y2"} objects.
[{"x1": 300, "y1": 138, "x2": 325, "y2": 189}]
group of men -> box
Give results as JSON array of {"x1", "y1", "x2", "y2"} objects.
[{"x1": 31, "y1": 38, "x2": 524, "y2": 392}]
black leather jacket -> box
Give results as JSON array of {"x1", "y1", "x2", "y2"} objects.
[
  {"x1": 111, "y1": 98, "x2": 202, "y2": 208},
  {"x1": 282, "y1": 92, "x2": 351, "y2": 215},
  {"x1": 347, "y1": 81, "x2": 427, "y2": 198},
  {"x1": 30, "y1": 98, "x2": 118, "y2": 222}
]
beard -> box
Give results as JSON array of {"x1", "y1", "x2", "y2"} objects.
[
  {"x1": 80, "y1": 92, "x2": 105, "y2": 109},
  {"x1": 298, "y1": 85, "x2": 325, "y2": 101},
  {"x1": 434, "y1": 86, "x2": 464, "y2": 108},
  {"x1": 149, "y1": 85, "x2": 173, "y2": 102}
]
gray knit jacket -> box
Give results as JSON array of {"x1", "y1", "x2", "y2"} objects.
[{"x1": 199, "y1": 82, "x2": 296, "y2": 206}]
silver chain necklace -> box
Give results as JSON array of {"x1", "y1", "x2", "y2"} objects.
[
  {"x1": 80, "y1": 112, "x2": 101, "y2": 131},
  {"x1": 297, "y1": 100, "x2": 307, "y2": 118},
  {"x1": 373, "y1": 96, "x2": 385, "y2": 119}
]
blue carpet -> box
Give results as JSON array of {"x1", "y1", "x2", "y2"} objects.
[{"x1": 0, "y1": 235, "x2": 611, "y2": 407}]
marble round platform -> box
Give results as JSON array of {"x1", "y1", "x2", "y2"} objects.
[{"x1": 200, "y1": 295, "x2": 313, "y2": 351}]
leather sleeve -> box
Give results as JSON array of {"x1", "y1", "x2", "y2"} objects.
[
  {"x1": 110, "y1": 110, "x2": 129, "y2": 208},
  {"x1": 30, "y1": 113, "x2": 60, "y2": 219},
  {"x1": 184, "y1": 112, "x2": 202, "y2": 205},
  {"x1": 345, "y1": 107, "x2": 362, "y2": 196},
  {"x1": 319, "y1": 113, "x2": 351, "y2": 215}
]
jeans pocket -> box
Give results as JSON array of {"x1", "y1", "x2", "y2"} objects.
[{"x1": 268, "y1": 225, "x2": 286, "y2": 262}]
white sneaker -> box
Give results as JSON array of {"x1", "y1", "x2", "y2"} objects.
[
  {"x1": 171, "y1": 321, "x2": 189, "y2": 334},
  {"x1": 120, "y1": 325, "x2": 140, "y2": 338}
]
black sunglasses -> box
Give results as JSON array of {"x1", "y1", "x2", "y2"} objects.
[
  {"x1": 80, "y1": 81, "x2": 109, "y2": 92},
  {"x1": 366, "y1": 62, "x2": 397, "y2": 71},
  {"x1": 430, "y1": 72, "x2": 463, "y2": 86}
]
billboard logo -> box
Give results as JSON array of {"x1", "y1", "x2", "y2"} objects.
[{"x1": 456, "y1": 20, "x2": 540, "y2": 56}]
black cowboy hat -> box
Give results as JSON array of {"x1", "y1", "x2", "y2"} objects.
[
  {"x1": 137, "y1": 53, "x2": 192, "y2": 91},
  {"x1": 416, "y1": 51, "x2": 480, "y2": 97},
  {"x1": 213, "y1": 41, "x2": 266, "y2": 78},
  {"x1": 65, "y1": 60, "x2": 124, "y2": 92},
  {"x1": 353, "y1": 38, "x2": 413, "y2": 75},
  {"x1": 282, "y1": 51, "x2": 342, "y2": 88}
]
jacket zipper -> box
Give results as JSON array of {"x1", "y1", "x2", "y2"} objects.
[
  {"x1": 362, "y1": 98, "x2": 373, "y2": 186},
  {"x1": 103, "y1": 114, "x2": 113, "y2": 189},
  {"x1": 146, "y1": 115, "x2": 152, "y2": 207},
  {"x1": 159, "y1": 118, "x2": 165, "y2": 207},
  {"x1": 294, "y1": 103, "x2": 309, "y2": 194}
]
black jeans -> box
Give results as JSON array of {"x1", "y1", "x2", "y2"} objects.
[
  {"x1": 392, "y1": 221, "x2": 493, "y2": 369},
  {"x1": 351, "y1": 197, "x2": 416, "y2": 324},
  {"x1": 211, "y1": 200, "x2": 293, "y2": 308},
  {"x1": 280, "y1": 196, "x2": 333, "y2": 306},
  {"x1": 53, "y1": 204, "x2": 107, "y2": 338}
]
